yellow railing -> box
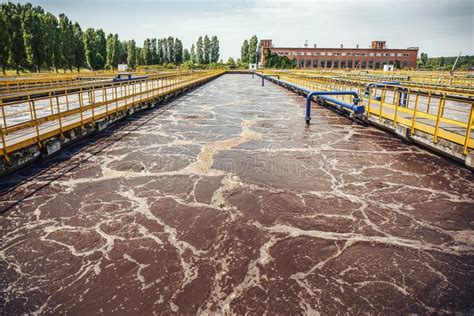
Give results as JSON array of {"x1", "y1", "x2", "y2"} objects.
[
  {"x1": 0, "y1": 70, "x2": 224, "y2": 158},
  {"x1": 261, "y1": 70, "x2": 474, "y2": 155}
]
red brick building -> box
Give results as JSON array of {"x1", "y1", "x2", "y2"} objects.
[{"x1": 260, "y1": 40, "x2": 419, "y2": 69}]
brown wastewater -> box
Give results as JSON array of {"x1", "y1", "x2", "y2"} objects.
[{"x1": 1, "y1": 74, "x2": 473, "y2": 314}]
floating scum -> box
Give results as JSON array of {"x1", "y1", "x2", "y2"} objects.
[{"x1": 0, "y1": 74, "x2": 473, "y2": 314}]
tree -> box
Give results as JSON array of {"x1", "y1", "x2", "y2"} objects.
[
  {"x1": 196, "y1": 36, "x2": 203, "y2": 64},
  {"x1": 226, "y1": 57, "x2": 235, "y2": 67},
  {"x1": 420, "y1": 52, "x2": 428, "y2": 66},
  {"x1": 0, "y1": 6, "x2": 11, "y2": 74},
  {"x1": 59, "y1": 13, "x2": 74, "y2": 72},
  {"x1": 142, "y1": 38, "x2": 152, "y2": 65},
  {"x1": 157, "y1": 39, "x2": 164, "y2": 64},
  {"x1": 162, "y1": 38, "x2": 169, "y2": 64},
  {"x1": 118, "y1": 40, "x2": 127, "y2": 64},
  {"x1": 94, "y1": 29, "x2": 106, "y2": 69},
  {"x1": 151, "y1": 38, "x2": 157, "y2": 64},
  {"x1": 174, "y1": 38, "x2": 183, "y2": 65},
  {"x1": 248, "y1": 35, "x2": 258, "y2": 64},
  {"x1": 241, "y1": 39, "x2": 249, "y2": 63},
  {"x1": 190, "y1": 44, "x2": 196, "y2": 63},
  {"x1": 4, "y1": 3, "x2": 26, "y2": 74},
  {"x1": 127, "y1": 40, "x2": 136, "y2": 69},
  {"x1": 183, "y1": 48, "x2": 190, "y2": 62},
  {"x1": 83, "y1": 28, "x2": 96, "y2": 70},
  {"x1": 203, "y1": 35, "x2": 210, "y2": 64},
  {"x1": 167, "y1": 36, "x2": 174, "y2": 64},
  {"x1": 72, "y1": 22, "x2": 84, "y2": 72},
  {"x1": 106, "y1": 33, "x2": 119, "y2": 69},
  {"x1": 210, "y1": 35, "x2": 219, "y2": 63},
  {"x1": 42, "y1": 12, "x2": 61, "y2": 72},
  {"x1": 21, "y1": 5, "x2": 45, "y2": 72}
]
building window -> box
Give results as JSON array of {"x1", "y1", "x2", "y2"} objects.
[
  {"x1": 403, "y1": 61, "x2": 408, "y2": 68},
  {"x1": 362, "y1": 60, "x2": 367, "y2": 68},
  {"x1": 347, "y1": 52, "x2": 352, "y2": 56},
  {"x1": 403, "y1": 53, "x2": 409, "y2": 57},
  {"x1": 384, "y1": 53, "x2": 390, "y2": 56},
  {"x1": 369, "y1": 52, "x2": 375, "y2": 56},
  {"x1": 390, "y1": 53, "x2": 395, "y2": 57},
  {"x1": 299, "y1": 59, "x2": 304, "y2": 67},
  {"x1": 368, "y1": 60, "x2": 374, "y2": 69},
  {"x1": 348, "y1": 60, "x2": 353, "y2": 68},
  {"x1": 375, "y1": 62, "x2": 380, "y2": 69},
  {"x1": 397, "y1": 53, "x2": 403, "y2": 57},
  {"x1": 341, "y1": 60, "x2": 346, "y2": 68},
  {"x1": 321, "y1": 52, "x2": 326, "y2": 56},
  {"x1": 292, "y1": 52, "x2": 298, "y2": 56},
  {"x1": 307, "y1": 51, "x2": 312, "y2": 55},
  {"x1": 313, "y1": 52, "x2": 319, "y2": 56},
  {"x1": 376, "y1": 52, "x2": 382, "y2": 56},
  {"x1": 320, "y1": 60, "x2": 325, "y2": 68},
  {"x1": 328, "y1": 52, "x2": 333, "y2": 56},
  {"x1": 299, "y1": 52, "x2": 304, "y2": 56},
  {"x1": 313, "y1": 59, "x2": 318, "y2": 68},
  {"x1": 306, "y1": 59, "x2": 311, "y2": 68},
  {"x1": 334, "y1": 60, "x2": 339, "y2": 68},
  {"x1": 341, "y1": 52, "x2": 346, "y2": 56},
  {"x1": 334, "y1": 52, "x2": 340, "y2": 56},
  {"x1": 327, "y1": 60, "x2": 333, "y2": 68}
]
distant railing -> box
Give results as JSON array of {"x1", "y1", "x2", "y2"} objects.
[
  {"x1": 260, "y1": 70, "x2": 474, "y2": 155},
  {"x1": 0, "y1": 70, "x2": 224, "y2": 158}
]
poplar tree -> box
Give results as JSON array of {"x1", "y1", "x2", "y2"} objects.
[
  {"x1": 42, "y1": 12, "x2": 61, "y2": 71},
  {"x1": 94, "y1": 29, "x2": 106, "y2": 69},
  {"x1": 59, "y1": 14, "x2": 75, "y2": 71},
  {"x1": 151, "y1": 38, "x2": 157, "y2": 64},
  {"x1": 106, "y1": 33, "x2": 117, "y2": 69},
  {"x1": 196, "y1": 36, "x2": 203, "y2": 64},
  {"x1": 174, "y1": 38, "x2": 183, "y2": 65},
  {"x1": 0, "y1": 11, "x2": 9, "y2": 74},
  {"x1": 203, "y1": 35, "x2": 210, "y2": 64},
  {"x1": 157, "y1": 39, "x2": 164, "y2": 64},
  {"x1": 241, "y1": 40, "x2": 249, "y2": 63},
  {"x1": 183, "y1": 48, "x2": 190, "y2": 62},
  {"x1": 83, "y1": 28, "x2": 96, "y2": 70},
  {"x1": 21, "y1": 5, "x2": 45, "y2": 72},
  {"x1": 190, "y1": 44, "x2": 196, "y2": 63},
  {"x1": 162, "y1": 38, "x2": 168, "y2": 64},
  {"x1": 210, "y1": 35, "x2": 219, "y2": 63},
  {"x1": 167, "y1": 36, "x2": 174, "y2": 64},
  {"x1": 142, "y1": 38, "x2": 152, "y2": 65},
  {"x1": 127, "y1": 40, "x2": 136, "y2": 69},
  {"x1": 4, "y1": 3, "x2": 26, "y2": 74},
  {"x1": 72, "y1": 22, "x2": 84, "y2": 72},
  {"x1": 248, "y1": 35, "x2": 258, "y2": 64}
]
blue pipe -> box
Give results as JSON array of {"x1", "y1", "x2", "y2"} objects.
[
  {"x1": 261, "y1": 74, "x2": 280, "y2": 86},
  {"x1": 255, "y1": 74, "x2": 364, "y2": 123},
  {"x1": 305, "y1": 91, "x2": 363, "y2": 125}
]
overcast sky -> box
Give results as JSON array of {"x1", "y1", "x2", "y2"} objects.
[{"x1": 6, "y1": 0, "x2": 474, "y2": 60}]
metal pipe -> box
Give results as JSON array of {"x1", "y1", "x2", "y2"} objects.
[{"x1": 305, "y1": 91, "x2": 363, "y2": 125}]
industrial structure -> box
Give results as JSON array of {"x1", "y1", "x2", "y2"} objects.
[{"x1": 260, "y1": 39, "x2": 419, "y2": 69}]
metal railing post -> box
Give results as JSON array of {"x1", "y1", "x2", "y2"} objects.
[{"x1": 463, "y1": 103, "x2": 473, "y2": 155}]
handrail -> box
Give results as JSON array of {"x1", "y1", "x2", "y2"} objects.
[
  {"x1": 261, "y1": 74, "x2": 280, "y2": 86},
  {"x1": 305, "y1": 91, "x2": 363, "y2": 125}
]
